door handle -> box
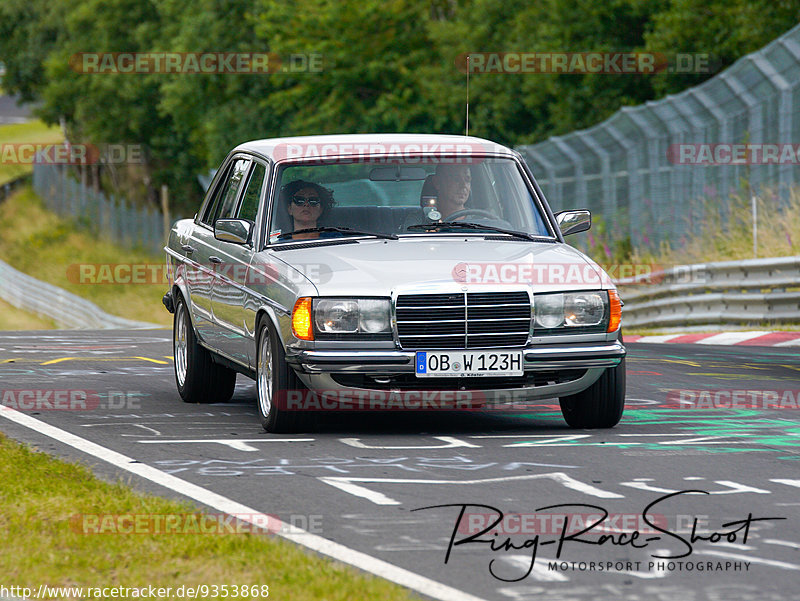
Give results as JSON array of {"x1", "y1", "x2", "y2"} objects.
[
  {"x1": 181, "y1": 244, "x2": 196, "y2": 255},
  {"x1": 209, "y1": 256, "x2": 222, "y2": 264}
]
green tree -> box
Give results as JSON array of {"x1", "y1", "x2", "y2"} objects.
[{"x1": 643, "y1": 0, "x2": 800, "y2": 95}]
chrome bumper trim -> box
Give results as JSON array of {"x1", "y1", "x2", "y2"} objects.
[{"x1": 287, "y1": 341, "x2": 625, "y2": 374}]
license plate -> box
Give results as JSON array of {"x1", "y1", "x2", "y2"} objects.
[{"x1": 415, "y1": 350, "x2": 524, "y2": 377}]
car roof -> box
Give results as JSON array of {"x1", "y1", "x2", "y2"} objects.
[{"x1": 232, "y1": 133, "x2": 517, "y2": 161}]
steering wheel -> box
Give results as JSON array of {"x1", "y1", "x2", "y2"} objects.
[{"x1": 444, "y1": 208, "x2": 499, "y2": 222}]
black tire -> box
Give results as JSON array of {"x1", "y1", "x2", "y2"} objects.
[
  {"x1": 173, "y1": 293, "x2": 236, "y2": 404},
  {"x1": 559, "y1": 358, "x2": 626, "y2": 429},
  {"x1": 255, "y1": 318, "x2": 306, "y2": 433}
]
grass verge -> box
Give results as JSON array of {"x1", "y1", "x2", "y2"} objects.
[
  {"x1": 0, "y1": 298, "x2": 56, "y2": 330},
  {"x1": 616, "y1": 187, "x2": 800, "y2": 335},
  {"x1": 0, "y1": 186, "x2": 171, "y2": 327},
  {"x1": 0, "y1": 432, "x2": 422, "y2": 600},
  {"x1": 630, "y1": 187, "x2": 800, "y2": 265},
  {"x1": 0, "y1": 120, "x2": 64, "y2": 185}
]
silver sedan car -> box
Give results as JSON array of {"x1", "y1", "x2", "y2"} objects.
[{"x1": 163, "y1": 134, "x2": 625, "y2": 432}]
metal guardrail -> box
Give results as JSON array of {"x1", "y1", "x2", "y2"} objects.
[
  {"x1": 0, "y1": 258, "x2": 161, "y2": 329},
  {"x1": 617, "y1": 256, "x2": 800, "y2": 327}
]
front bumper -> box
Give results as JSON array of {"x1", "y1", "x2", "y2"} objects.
[
  {"x1": 286, "y1": 341, "x2": 625, "y2": 373},
  {"x1": 286, "y1": 341, "x2": 625, "y2": 402}
]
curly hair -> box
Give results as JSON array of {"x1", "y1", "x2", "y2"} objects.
[{"x1": 280, "y1": 179, "x2": 336, "y2": 219}]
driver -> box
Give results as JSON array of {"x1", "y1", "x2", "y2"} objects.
[
  {"x1": 429, "y1": 164, "x2": 471, "y2": 219},
  {"x1": 400, "y1": 164, "x2": 477, "y2": 233}
]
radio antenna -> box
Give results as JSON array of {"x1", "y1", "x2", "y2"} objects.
[{"x1": 465, "y1": 55, "x2": 470, "y2": 136}]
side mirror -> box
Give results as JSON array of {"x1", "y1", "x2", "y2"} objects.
[
  {"x1": 214, "y1": 218, "x2": 252, "y2": 245},
  {"x1": 555, "y1": 210, "x2": 591, "y2": 236}
]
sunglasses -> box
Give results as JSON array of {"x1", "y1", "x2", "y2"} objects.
[{"x1": 291, "y1": 195, "x2": 321, "y2": 207}]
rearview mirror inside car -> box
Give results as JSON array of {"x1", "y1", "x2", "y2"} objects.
[{"x1": 369, "y1": 166, "x2": 428, "y2": 181}]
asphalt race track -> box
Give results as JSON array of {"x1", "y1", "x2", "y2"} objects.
[{"x1": 1, "y1": 330, "x2": 799, "y2": 601}]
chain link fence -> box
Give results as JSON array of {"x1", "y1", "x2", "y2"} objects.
[
  {"x1": 518, "y1": 24, "x2": 800, "y2": 252},
  {"x1": 33, "y1": 163, "x2": 165, "y2": 255}
]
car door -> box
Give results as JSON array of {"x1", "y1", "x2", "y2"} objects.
[
  {"x1": 210, "y1": 159, "x2": 268, "y2": 365},
  {"x1": 188, "y1": 156, "x2": 250, "y2": 347}
]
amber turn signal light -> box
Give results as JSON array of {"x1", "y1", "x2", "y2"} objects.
[
  {"x1": 607, "y1": 289, "x2": 622, "y2": 332},
  {"x1": 292, "y1": 297, "x2": 314, "y2": 340}
]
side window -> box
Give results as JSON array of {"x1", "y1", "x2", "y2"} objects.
[
  {"x1": 210, "y1": 158, "x2": 250, "y2": 225},
  {"x1": 200, "y1": 165, "x2": 231, "y2": 226},
  {"x1": 238, "y1": 162, "x2": 266, "y2": 222}
]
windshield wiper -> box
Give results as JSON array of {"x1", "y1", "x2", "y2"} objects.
[
  {"x1": 278, "y1": 226, "x2": 398, "y2": 240},
  {"x1": 406, "y1": 221, "x2": 542, "y2": 242}
]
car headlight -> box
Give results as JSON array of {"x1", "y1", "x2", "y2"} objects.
[
  {"x1": 311, "y1": 298, "x2": 392, "y2": 338},
  {"x1": 533, "y1": 291, "x2": 610, "y2": 332},
  {"x1": 315, "y1": 299, "x2": 359, "y2": 333}
]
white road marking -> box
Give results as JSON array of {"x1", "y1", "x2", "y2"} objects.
[
  {"x1": 0, "y1": 406, "x2": 489, "y2": 601},
  {"x1": 763, "y1": 539, "x2": 800, "y2": 550},
  {"x1": 694, "y1": 549, "x2": 800, "y2": 570},
  {"x1": 318, "y1": 472, "x2": 624, "y2": 506},
  {"x1": 339, "y1": 436, "x2": 480, "y2": 449},
  {"x1": 696, "y1": 331, "x2": 772, "y2": 345},
  {"x1": 617, "y1": 434, "x2": 687, "y2": 436},
  {"x1": 501, "y1": 555, "x2": 568, "y2": 582},
  {"x1": 82, "y1": 423, "x2": 163, "y2": 436},
  {"x1": 620, "y1": 480, "x2": 770, "y2": 494},
  {"x1": 502, "y1": 461, "x2": 580, "y2": 470},
  {"x1": 770, "y1": 478, "x2": 800, "y2": 489},
  {"x1": 634, "y1": 334, "x2": 684, "y2": 344},
  {"x1": 660, "y1": 437, "x2": 750, "y2": 446},
  {"x1": 137, "y1": 438, "x2": 314, "y2": 451}
]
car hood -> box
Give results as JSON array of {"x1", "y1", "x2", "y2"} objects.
[{"x1": 268, "y1": 237, "x2": 611, "y2": 296}]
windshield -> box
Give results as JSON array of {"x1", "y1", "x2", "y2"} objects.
[{"x1": 268, "y1": 157, "x2": 552, "y2": 243}]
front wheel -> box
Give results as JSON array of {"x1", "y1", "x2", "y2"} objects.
[
  {"x1": 256, "y1": 319, "x2": 306, "y2": 433},
  {"x1": 173, "y1": 294, "x2": 236, "y2": 404},
  {"x1": 559, "y1": 358, "x2": 626, "y2": 428}
]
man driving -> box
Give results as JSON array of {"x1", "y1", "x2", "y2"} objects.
[{"x1": 429, "y1": 164, "x2": 471, "y2": 219}]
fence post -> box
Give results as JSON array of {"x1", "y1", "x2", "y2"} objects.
[
  {"x1": 161, "y1": 184, "x2": 170, "y2": 248},
  {"x1": 552, "y1": 136, "x2": 587, "y2": 210},
  {"x1": 748, "y1": 54, "x2": 796, "y2": 200},
  {"x1": 718, "y1": 72, "x2": 763, "y2": 196},
  {"x1": 576, "y1": 130, "x2": 615, "y2": 220},
  {"x1": 523, "y1": 148, "x2": 559, "y2": 209}
]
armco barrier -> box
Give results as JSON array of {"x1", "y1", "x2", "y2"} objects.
[
  {"x1": 617, "y1": 256, "x2": 800, "y2": 327},
  {"x1": 0, "y1": 258, "x2": 161, "y2": 329}
]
